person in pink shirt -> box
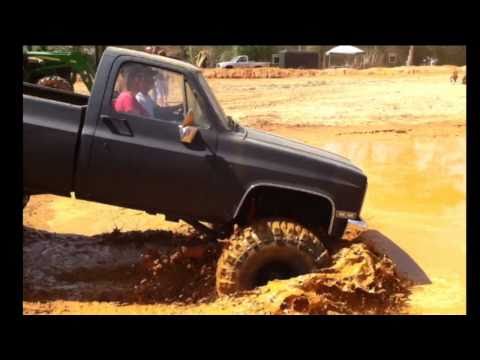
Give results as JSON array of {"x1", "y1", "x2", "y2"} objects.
[{"x1": 113, "y1": 65, "x2": 150, "y2": 117}]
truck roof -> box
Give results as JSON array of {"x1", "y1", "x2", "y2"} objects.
[{"x1": 104, "y1": 46, "x2": 201, "y2": 74}]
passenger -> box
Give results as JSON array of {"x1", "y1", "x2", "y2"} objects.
[
  {"x1": 135, "y1": 68, "x2": 157, "y2": 117},
  {"x1": 113, "y1": 65, "x2": 149, "y2": 117}
]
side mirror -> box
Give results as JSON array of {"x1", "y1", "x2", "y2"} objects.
[
  {"x1": 179, "y1": 110, "x2": 198, "y2": 144},
  {"x1": 179, "y1": 125, "x2": 198, "y2": 144},
  {"x1": 182, "y1": 109, "x2": 194, "y2": 127}
]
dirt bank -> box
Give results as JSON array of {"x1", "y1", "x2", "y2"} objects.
[{"x1": 202, "y1": 65, "x2": 465, "y2": 79}]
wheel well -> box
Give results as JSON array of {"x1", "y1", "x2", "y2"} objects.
[{"x1": 234, "y1": 186, "x2": 333, "y2": 234}]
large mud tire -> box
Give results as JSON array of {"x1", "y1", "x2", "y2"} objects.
[
  {"x1": 216, "y1": 219, "x2": 330, "y2": 296},
  {"x1": 37, "y1": 76, "x2": 74, "y2": 92}
]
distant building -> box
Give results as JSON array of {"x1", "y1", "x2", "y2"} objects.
[
  {"x1": 272, "y1": 50, "x2": 320, "y2": 69},
  {"x1": 324, "y1": 45, "x2": 411, "y2": 68},
  {"x1": 361, "y1": 46, "x2": 410, "y2": 68}
]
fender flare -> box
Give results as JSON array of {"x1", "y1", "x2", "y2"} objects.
[{"x1": 232, "y1": 182, "x2": 337, "y2": 235}]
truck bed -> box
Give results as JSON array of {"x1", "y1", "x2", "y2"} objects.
[
  {"x1": 23, "y1": 83, "x2": 88, "y2": 196},
  {"x1": 23, "y1": 82, "x2": 89, "y2": 105}
]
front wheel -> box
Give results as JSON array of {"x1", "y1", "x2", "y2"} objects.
[{"x1": 216, "y1": 218, "x2": 330, "y2": 295}]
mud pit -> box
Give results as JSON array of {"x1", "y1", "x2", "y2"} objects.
[
  {"x1": 23, "y1": 226, "x2": 411, "y2": 315},
  {"x1": 25, "y1": 67, "x2": 466, "y2": 314}
]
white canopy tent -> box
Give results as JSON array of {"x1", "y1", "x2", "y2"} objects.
[
  {"x1": 325, "y1": 45, "x2": 365, "y2": 56},
  {"x1": 325, "y1": 45, "x2": 365, "y2": 68}
]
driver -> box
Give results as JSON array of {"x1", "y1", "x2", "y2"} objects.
[
  {"x1": 135, "y1": 67, "x2": 157, "y2": 117},
  {"x1": 113, "y1": 65, "x2": 150, "y2": 117}
]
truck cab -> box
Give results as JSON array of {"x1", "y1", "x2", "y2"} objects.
[{"x1": 233, "y1": 55, "x2": 248, "y2": 63}]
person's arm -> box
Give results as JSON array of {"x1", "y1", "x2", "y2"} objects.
[
  {"x1": 136, "y1": 93, "x2": 146, "y2": 109},
  {"x1": 122, "y1": 93, "x2": 142, "y2": 115}
]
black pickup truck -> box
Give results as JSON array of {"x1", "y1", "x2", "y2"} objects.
[{"x1": 23, "y1": 47, "x2": 368, "y2": 295}]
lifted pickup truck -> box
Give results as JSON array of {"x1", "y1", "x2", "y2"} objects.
[
  {"x1": 23, "y1": 47, "x2": 368, "y2": 295},
  {"x1": 216, "y1": 55, "x2": 270, "y2": 69}
]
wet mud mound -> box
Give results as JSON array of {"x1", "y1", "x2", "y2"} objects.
[
  {"x1": 23, "y1": 227, "x2": 411, "y2": 314},
  {"x1": 23, "y1": 226, "x2": 221, "y2": 304}
]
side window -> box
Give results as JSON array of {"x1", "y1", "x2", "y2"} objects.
[
  {"x1": 185, "y1": 82, "x2": 209, "y2": 129},
  {"x1": 111, "y1": 62, "x2": 185, "y2": 123}
]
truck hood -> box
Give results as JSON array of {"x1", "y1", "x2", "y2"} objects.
[{"x1": 244, "y1": 127, "x2": 363, "y2": 173}]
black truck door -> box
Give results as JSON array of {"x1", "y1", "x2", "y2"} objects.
[{"x1": 82, "y1": 60, "x2": 217, "y2": 219}]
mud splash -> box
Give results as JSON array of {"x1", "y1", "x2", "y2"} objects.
[
  {"x1": 271, "y1": 244, "x2": 411, "y2": 314},
  {"x1": 23, "y1": 227, "x2": 411, "y2": 315}
]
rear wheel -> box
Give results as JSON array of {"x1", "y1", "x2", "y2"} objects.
[
  {"x1": 36, "y1": 76, "x2": 74, "y2": 92},
  {"x1": 216, "y1": 218, "x2": 330, "y2": 295}
]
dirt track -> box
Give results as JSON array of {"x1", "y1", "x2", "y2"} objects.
[{"x1": 23, "y1": 66, "x2": 466, "y2": 315}]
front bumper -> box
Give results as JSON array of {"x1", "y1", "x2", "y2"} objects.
[{"x1": 342, "y1": 218, "x2": 368, "y2": 241}]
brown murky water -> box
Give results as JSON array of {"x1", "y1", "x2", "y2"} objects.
[{"x1": 273, "y1": 123, "x2": 466, "y2": 314}]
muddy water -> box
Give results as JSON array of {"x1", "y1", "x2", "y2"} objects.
[{"x1": 273, "y1": 124, "x2": 466, "y2": 314}]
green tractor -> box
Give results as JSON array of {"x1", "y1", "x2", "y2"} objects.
[{"x1": 23, "y1": 46, "x2": 105, "y2": 92}]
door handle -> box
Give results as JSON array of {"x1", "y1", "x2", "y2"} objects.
[{"x1": 101, "y1": 115, "x2": 134, "y2": 137}]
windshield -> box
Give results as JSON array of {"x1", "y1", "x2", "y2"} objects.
[{"x1": 197, "y1": 75, "x2": 232, "y2": 130}]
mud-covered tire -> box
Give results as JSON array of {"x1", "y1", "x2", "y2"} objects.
[
  {"x1": 36, "y1": 76, "x2": 74, "y2": 92},
  {"x1": 216, "y1": 218, "x2": 330, "y2": 295}
]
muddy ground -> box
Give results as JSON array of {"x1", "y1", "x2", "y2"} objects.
[{"x1": 23, "y1": 66, "x2": 466, "y2": 315}]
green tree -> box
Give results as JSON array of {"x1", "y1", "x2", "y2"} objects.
[{"x1": 235, "y1": 46, "x2": 276, "y2": 61}]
